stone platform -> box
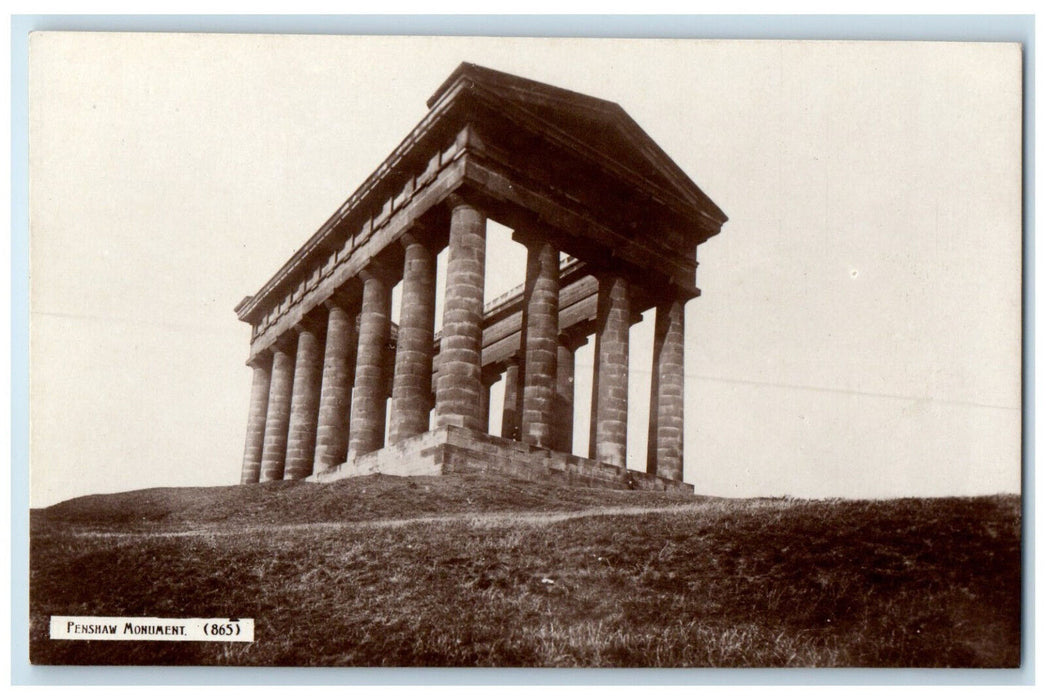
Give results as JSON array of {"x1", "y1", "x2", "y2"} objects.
[{"x1": 307, "y1": 425, "x2": 694, "y2": 495}]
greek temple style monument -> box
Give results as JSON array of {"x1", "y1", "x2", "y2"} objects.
[{"x1": 235, "y1": 63, "x2": 727, "y2": 494}]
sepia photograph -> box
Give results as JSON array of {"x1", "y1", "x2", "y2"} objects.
[{"x1": 26, "y1": 32, "x2": 1023, "y2": 668}]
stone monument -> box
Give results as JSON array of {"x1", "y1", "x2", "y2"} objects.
[{"x1": 235, "y1": 63, "x2": 727, "y2": 493}]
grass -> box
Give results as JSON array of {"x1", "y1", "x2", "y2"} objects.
[{"x1": 29, "y1": 473, "x2": 1021, "y2": 667}]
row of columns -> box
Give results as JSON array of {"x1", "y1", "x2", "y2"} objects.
[
  {"x1": 494, "y1": 328, "x2": 584, "y2": 454},
  {"x1": 240, "y1": 197, "x2": 484, "y2": 483},
  {"x1": 240, "y1": 195, "x2": 687, "y2": 485}
]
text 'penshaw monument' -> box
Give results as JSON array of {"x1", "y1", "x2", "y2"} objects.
[{"x1": 235, "y1": 64, "x2": 727, "y2": 494}]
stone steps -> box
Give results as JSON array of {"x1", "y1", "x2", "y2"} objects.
[{"x1": 308, "y1": 426, "x2": 693, "y2": 496}]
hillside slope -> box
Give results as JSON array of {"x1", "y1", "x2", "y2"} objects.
[{"x1": 30, "y1": 473, "x2": 1021, "y2": 667}]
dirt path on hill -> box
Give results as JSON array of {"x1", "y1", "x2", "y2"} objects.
[{"x1": 63, "y1": 501, "x2": 745, "y2": 539}]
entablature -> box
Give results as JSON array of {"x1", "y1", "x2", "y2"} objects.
[{"x1": 239, "y1": 63, "x2": 724, "y2": 364}]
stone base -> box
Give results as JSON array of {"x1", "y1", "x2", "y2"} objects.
[{"x1": 307, "y1": 425, "x2": 694, "y2": 495}]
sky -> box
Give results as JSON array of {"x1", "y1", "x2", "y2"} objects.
[{"x1": 28, "y1": 34, "x2": 1022, "y2": 507}]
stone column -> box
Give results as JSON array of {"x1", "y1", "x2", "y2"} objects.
[
  {"x1": 500, "y1": 359, "x2": 520, "y2": 439},
  {"x1": 260, "y1": 338, "x2": 296, "y2": 482},
  {"x1": 553, "y1": 332, "x2": 586, "y2": 454},
  {"x1": 518, "y1": 237, "x2": 560, "y2": 448},
  {"x1": 588, "y1": 334, "x2": 600, "y2": 459},
  {"x1": 284, "y1": 320, "x2": 325, "y2": 480},
  {"x1": 479, "y1": 377, "x2": 492, "y2": 433},
  {"x1": 435, "y1": 195, "x2": 486, "y2": 430},
  {"x1": 591, "y1": 274, "x2": 631, "y2": 468},
  {"x1": 647, "y1": 297, "x2": 686, "y2": 481},
  {"x1": 313, "y1": 297, "x2": 358, "y2": 474},
  {"x1": 240, "y1": 353, "x2": 272, "y2": 484},
  {"x1": 389, "y1": 233, "x2": 437, "y2": 443},
  {"x1": 347, "y1": 265, "x2": 392, "y2": 459}
]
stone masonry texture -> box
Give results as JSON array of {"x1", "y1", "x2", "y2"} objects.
[
  {"x1": 239, "y1": 355, "x2": 272, "y2": 484},
  {"x1": 259, "y1": 343, "x2": 296, "y2": 481},
  {"x1": 283, "y1": 323, "x2": 325, "y2": 480},
  {"x1": 588, "y1": 332, "x2": 600, "y2": 459},
  {"x1": 308, "y1": 425, "x2": 694, "y2": 496},
  {"x1": 553, "y1": 339, "x2": 576, "y2": 454},
  {"x1": 435, "y1": 198, "x2": 486, "y2": 430},
  {"x1": 519, "y1": 238, "x2": 560, "y2": 448},
  {"x1": 389, "y1": 235, "x2": 437, "y2": 443},
  {"x1": 348, "y1": 269, "x2": 392, "y2": 459},
  {"x1": 313, "y1": 300, "x2": 358, "y2": 473},
  {"x1": 479, "y1": 378, "x2": 492, "y2": 432},
  {"x1": 593, "y1": 274, "x2": 630, "y2": 468},
  {"x1": 647, "y1": 297, "x2": 686, "y2": 481},
  {"x1": 501, "y1": 360, "x2": 520, "y2": 440},
  {"x1": 239, "y1": 65, "x2": 726, "y2": 495}
]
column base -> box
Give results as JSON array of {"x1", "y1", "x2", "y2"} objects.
[{"x1": 307, "y1": 426, "x2": 694, "y2": 495}]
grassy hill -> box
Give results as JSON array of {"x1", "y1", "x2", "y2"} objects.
[{"x1": 30, "y1": 473, "x2": 1021, "y2": 667}]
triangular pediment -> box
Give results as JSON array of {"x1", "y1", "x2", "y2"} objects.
[{"x1": 429, "y1": 63, "x2": 727, "y2": 227}]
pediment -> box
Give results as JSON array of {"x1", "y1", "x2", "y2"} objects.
[{"x1": 429, "y1": 63, "x2": 727, "y2": 229}]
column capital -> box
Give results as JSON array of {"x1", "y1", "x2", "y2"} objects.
[
  {"x1": 648, "y1": 281, "x2": 696, "y2": 306},
  {"x1": 323, "y1": 286, "x2": 358, "y2": 312},
  {"x1": 510, "y1": 227, "x2": 544, "y2": 250},
  {"x1": 245, "y1": 349, "x2": 272, "y2": 369},
  {"x1": 358, "y1": 258, "x2": 397, "y2": 285},
  {"x1": 481, "y1": 365, "x2": 502, "y2": 387},
  {"x1": 511, "y1": 224, "x2": 577, "y2": 264},
  {"x1": 269, "y1": 333, "x2": 297, "y2": 355},
  {"x1": 293, "y1": 315, "x2": 326, "y2": 337},
  {"x1": 558, "y1": 328, "x2": 589, "y2": 352},
  {"x1": 590, "y1": 260, "x2": 638, "y2": 287},
  {"x1": 399, "y1": 225, "x2": 439, "y2": 252},
  {"x1": 445, "y1": 191, "x2": 480, "y2": 214}
]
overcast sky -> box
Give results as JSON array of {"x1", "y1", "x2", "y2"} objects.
[{"x1": 28, "y1": 34, "x2": 1022, "y2": 507}]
